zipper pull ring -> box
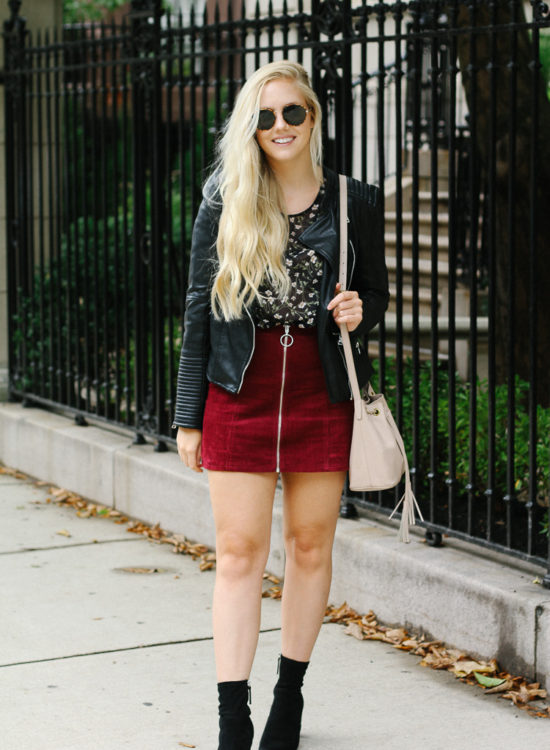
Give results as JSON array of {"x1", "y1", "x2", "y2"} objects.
[{"x1": 280, "y1": 324, "x2": 294, "y2": 348}]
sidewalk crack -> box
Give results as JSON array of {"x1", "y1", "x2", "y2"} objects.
[
  {"x1": 0, "y1": 628, "x2": 282, "y2": 669},
  {"x1": 0, "y1": 538, "x2": 142, "y2": 556}
]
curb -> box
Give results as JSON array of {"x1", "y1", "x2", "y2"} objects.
[{"x1": 1, "y1": 401, "x2": 548, "y2": 688}]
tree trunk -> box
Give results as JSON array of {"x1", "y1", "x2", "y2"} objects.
[{"x1": 454, "y1": 0, "x2": 550, "y2": 405}]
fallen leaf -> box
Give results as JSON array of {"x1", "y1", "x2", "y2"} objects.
[
  {"x1": 383, "y1": 627, "x2": 408, "y2": 644},
  {"x1": 56, "y1": 529, "x2": 71, "y2": 537},
  {"x1": 262, "y1": 586, "x2": 282, "y2": 600},
  {"x1": 420, "y1": 651, "x2": 456, "y2": 670},
  {"x1": 400, "y1": 639, "x2": 419, "y2": 649},
  {"x1": 344, "y1": 622, "x2": 365, "y2": 640},
  {"x1": 120, "y1": 567, "x2": 159, "y2": 574},
  {"x1": 0, "y1": 466, "x2": 28, "y2": 479},
  {"x1": 178, "y1": 743, "x2": 196, "y2": 748},
  {"x1": 450, "y1": 660, "x2": 495, "y2": 678},
  {"x1": 484, "y1": 679, "x2": 514, "y2": 694},
  {"x1": 474, "y1": 672, "x2": 507, "y2": 689},
  {"x1": 52, "y1": 488, "x2": 71, "y2": 500}
]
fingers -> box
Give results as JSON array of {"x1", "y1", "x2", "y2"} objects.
[
  {"x1": 183, "y1": 451, "x2": 203, "y2": 473},
  {"x1": 327, "y1": 286, "x2": 363, "y2": 332},
  {"x1": 177, "y1": 429, "x2": 203, "y2": 473}
]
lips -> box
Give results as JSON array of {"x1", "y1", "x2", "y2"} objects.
[{"x1": 273, "y1": 137, "x2": 295, "y2": 144}]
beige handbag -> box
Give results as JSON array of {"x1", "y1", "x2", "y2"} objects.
[{"x1": 338, "y1": 174, "x2": 423, "y2": 543}]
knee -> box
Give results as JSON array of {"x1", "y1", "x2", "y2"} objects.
[
  {"x1": 285, "y1": 527, "x2": 331, "y2": 572},
  {"x1": 216, "y1": 533, "x2": 267, "y2": 582}
]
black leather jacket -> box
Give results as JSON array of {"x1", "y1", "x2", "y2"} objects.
[{"x1": 173, "y1": 167, "x2": 389, "y2": 430}]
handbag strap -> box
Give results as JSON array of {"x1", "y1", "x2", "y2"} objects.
[{"x1": 338, "y1": 174, "x2": 363, "y2": 417}]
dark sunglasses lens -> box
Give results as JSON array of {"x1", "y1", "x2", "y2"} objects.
[
  {"x1": 283, "y1": 104, "x2": 307, "y2": 125},
  {"x1": 257, "y1": 109, "x2": 276, "y2": 130}
]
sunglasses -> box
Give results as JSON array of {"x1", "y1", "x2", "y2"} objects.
[{"x1": 256, "y1": 104, "x2": 311, "y2": 131}]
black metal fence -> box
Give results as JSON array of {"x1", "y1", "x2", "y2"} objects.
[{"x1": 3, "y1": 0, "x2": 550, "y2": 581}]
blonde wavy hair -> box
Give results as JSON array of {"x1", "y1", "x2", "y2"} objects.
[{"x1": 209, "y1": 60, "x2": 323, "y2": 321}]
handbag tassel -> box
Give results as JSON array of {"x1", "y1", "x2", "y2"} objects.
[
  {"x1": 387, "y1": 422, "x2": 424, "y2": 543},
  {"x1": 389, "y1": 465, "x2": 424, "y2": 543}
]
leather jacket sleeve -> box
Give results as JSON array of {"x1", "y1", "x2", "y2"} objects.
[
  {"x1": 172, "y1": 193, "x2": 220, "y2": 430},
  {"x1": 347, "y1": 182, "x2": 389, "y2": 341}
]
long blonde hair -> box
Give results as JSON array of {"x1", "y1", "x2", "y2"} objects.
[{"x1": 209, "y1": 60, "x2": 323, "y2": 321}]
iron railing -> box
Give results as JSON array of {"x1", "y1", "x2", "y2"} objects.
[{"x1": 2, "y1": 0, "x2": 550, "y2": 581}]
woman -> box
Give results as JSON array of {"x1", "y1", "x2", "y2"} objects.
[{"x1": 173, "y1": 60, "x2": 388, "y2": 750}]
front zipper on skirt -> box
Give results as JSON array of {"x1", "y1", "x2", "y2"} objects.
[{"x1": 276, "y1": 324, "x2": 294, "y2": 473}]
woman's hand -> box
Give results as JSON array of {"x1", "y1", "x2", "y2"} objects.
[
  {"x1": 177, "y1": 427, "x2": 203, "y2": 472},
  {"x1": 327, "y1": 283, "x2": 363, "y2": 333}
]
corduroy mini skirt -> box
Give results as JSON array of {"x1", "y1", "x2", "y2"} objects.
[{"x1": 201, "y1": 326, "x2": 354, "y2": 473}]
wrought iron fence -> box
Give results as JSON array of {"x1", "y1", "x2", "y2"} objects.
[{"x1": 2, "y1": 0, "x2": 550, "y2": 581}]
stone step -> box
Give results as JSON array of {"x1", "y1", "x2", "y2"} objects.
[
  {"x1": 385, "y1": 211, "x2": 450, "y2": 229},
  {"x1": 387, "y1": 284, "x2": 440, "y2": 317},
  {"x1": 385, "y1": 233, "x2": 450, "y2": 264},
  {"x1": 418, "y1": 189, "x2": 450, "y2": 204},
  {"x1": 385, "y1": 231, "x2": 450, "y2": 251},
  {"x1": 386, "y1": 254, "x2": 450, "y2": 287}
]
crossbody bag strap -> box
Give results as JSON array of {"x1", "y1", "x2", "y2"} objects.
[{"x1": 338, "y1": 174, "x2": 363, "y2": 417}]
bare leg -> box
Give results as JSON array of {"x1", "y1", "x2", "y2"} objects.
[
  {"x1": 279, "y1": 471, "x2": 345, "y2": 661},
  {"x1": 209, "y1": 470, "x2": 278, "y2": 682}
]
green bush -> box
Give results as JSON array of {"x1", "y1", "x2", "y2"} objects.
[{"x1": 371, "y1": 357, "x2": 550, "y2": 538}]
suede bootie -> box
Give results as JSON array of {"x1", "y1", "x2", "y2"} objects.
[
  {"x1": 217, "y1": 680, "x2": 254, "y2": 750},
  {"x1": 259, "y1": 655, "x2": 309, "y2": 750}
]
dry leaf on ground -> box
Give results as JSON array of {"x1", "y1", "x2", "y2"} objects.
[{"x1": 325, "y1": 601, "x2": 549, "y2": 719}]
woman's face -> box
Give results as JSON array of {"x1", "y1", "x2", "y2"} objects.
[{"x1": 255, "y1": 78, "x2": 314, "y2": 169}]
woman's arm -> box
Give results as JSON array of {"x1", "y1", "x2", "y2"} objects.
[
  {"x1": 326, "y1": 182, "x2": 388, "y2": 337},
  {"x1": 347, "y1": 183, "x2": 389, "y2": 338},
  {"x1": 172, "y1": 194, "x2": 220, "y2": 432}
]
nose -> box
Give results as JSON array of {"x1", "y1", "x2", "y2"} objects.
[{"x1": 272, "y1": 110, "x2": 289, "y2": 129}]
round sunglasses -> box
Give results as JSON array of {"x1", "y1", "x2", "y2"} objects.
[{"x1": 256, "y1": 104, "x2": 311, "y2": 131}]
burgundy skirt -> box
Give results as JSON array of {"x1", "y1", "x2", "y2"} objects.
[{"x1": 201, "y1": 326, "x2": 353, "y2": 473}]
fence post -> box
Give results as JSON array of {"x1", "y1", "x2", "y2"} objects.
[
  {"x1": 311, "y1": 0, "x2": 353, "y2": 174},
  {"x1": 2, "y1": 1, "x2": 28, "y2": 402},
  {"x1": 128, "y1": 0, "x2": 168, "y2": 448}
]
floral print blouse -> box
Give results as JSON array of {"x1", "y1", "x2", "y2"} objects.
[{"x1": 254, "y1": 181, "x2": 325, "y2": 329}]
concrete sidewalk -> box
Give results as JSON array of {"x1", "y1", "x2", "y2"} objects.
[{"x1": 1, "y1": 472, "x2": 549, "y2": 750}]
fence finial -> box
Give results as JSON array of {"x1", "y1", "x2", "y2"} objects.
[
  {"x1": 4, "y1": 0, "x2": 27, "y2": 76},
  {"x1": 4, "y1": 0, "x2": 25, "y2": 33},
  {"x1": 129, "y1": 0, "x2": 163, "y2": 16}
]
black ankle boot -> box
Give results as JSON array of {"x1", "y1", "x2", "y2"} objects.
[
  {"x1": 259, "y1": 655, "x2": 309, "y2": 750},
  {"x1": 217, "y1": 680, "x2": 254, "y2": 750}
]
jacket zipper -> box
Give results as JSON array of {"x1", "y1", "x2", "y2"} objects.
[
  {"x1": 349, "y1": 238, "x2": 356, "y2": 282},
  {"x1": 237, "y1": 307, "x2": 256, "y2": 393},
  {"x1": 276, "y1": 324, "x2": 294, "y2": 473}
]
